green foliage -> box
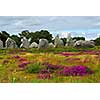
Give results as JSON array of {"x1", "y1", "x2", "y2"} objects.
[
  {"x1": 0, "y1": 48, "x2": 100, "y2": 82},
  {"x1": 26, "y1": 62, "x2": 45, "y2": 73},
  {"x1": 0, "y1": 31, "x2": 10, "y2": 47},
  {"x1": 72, "y1": 37, "x2": 85, "y2": 41},
  {"x1": 19, "y1": 30, "x2": 53, "y2": 43},
  {"x1": 19, "y1": 30, "x2": 30, "y2": 39},
  {"x1": 0, "y1": 49, "x2": 7, "y2": 53},
  {"x1": 0, "y1": 30, "x2": 53, "y2": 48},
  {"x1": 94, "y1": 37, "x2": 100, "y2": 46},
  {"x1": 28, "y1": 47, "x2": 79, "y2": 53}
]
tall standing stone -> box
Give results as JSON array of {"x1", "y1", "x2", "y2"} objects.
[
  {"x1": 38, "y1": 39, "x2": 48, "y2": 49},
  {"x1": 0, "y1": 40, "x2": 3, "y2": 49},
  {"x1": 48, "y1": 43, "x2": 54, "y2": 48},
  {"x1": 65, "y1": 32, "x2": 74, "y2": 47},
  {"x1": 29, "y1": 42, "x2": 38, "y2": 48},
  {"x1": 5, "y1": 38, "x2": 17, "y2": 48},
  {"x1": 74, "y1": 40, "x2": 95, "y2": 48},
  {"x1": 20, "y1": 37, "x2": 31, "y2": 48},
  {"x1": 54, "y1": 34, "x2": 64, "y2": 47}
]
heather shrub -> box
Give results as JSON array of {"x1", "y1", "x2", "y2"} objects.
[
  {"x1": 37, "y1": 69, "x2": 51, "y2": 79},
  {"x1": 18, "y1": 61, "x2": 30, "y2": 69},
  {"x1": 26, "y1": 62, "x2": 45, "y2": 73},
  {"x1": 58, "y1": 66, "x2": 94, "y2": 76}
]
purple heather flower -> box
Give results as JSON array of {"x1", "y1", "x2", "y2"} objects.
[
  {"x1": 37, "y1": 73, "x2": 51, "y2": 79},
  {"x1": 37, "y1": 69, "x2": 51, "y2": 79},
  {"x1": 58, "y1": 66, "x2": 94, "y2": 76},
  {"x1": 43, "y1": 63, "x2": 94, "y2": 76},
  {"x1": 13, "y1": 55, "x2": 20, "y2": 59},
  {"x1": 60, "y1": 52, "x2": 75, "y2": 57},
  {"x1": 18, "y1": 58, "x2": 27, "y2": 62},
  {"x1": 40, "y1": 69, "x2": 50, "y2": 74},
  {"x1": 82, "y1": 50, "x2": 100, "y2": 55},
  {"x1": 43, "y1": 63, "x2": 63, "y2": 70},
  {"x1": 66, "y1": 58, "x2": 80, "y2": 62},
  {"x1": 18, "y1": 61, "x2": 30, "y2": 69}
]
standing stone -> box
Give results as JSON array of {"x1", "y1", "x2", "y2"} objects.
[
  {"x1": 0, "y1": 40, "x2": 3, "y2": 49},
  {"x1": 20, "y1": 37, "x2": 31, "y2": 48},
  {"x1": 38, "y1": 39, "x2": 48, "y2": 49},
  {"x1": 29, "y1": 42, "x2": 38, "y2": 48},
  {"x1": 74, "y1": 40, "x2": 95, "y2": 48},
  {"x1": 65, "y1": 32, "x2": 74, "y2": 47},
  {"x1": 5, "y1": 38, "x2": 17, "y2": 48},
  {"x1": 54, "y1": 34, "x2": 64, "y2": 47},
  {"x1": 65, "y1": 38, "x2": 75, "y2": 47},
  {"x1": 48, "y1": 43, "x2": 54, "y2": 48}
]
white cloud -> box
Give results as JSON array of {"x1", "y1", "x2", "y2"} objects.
[
  {"x1": 60, "y1": 32, "x2": 71, "y2": 38},
  {"x1": 81, "y1": 32, "x2": 86, "y2": 35},
  {"x1": 0, "y1": 16, "x2": 100, "y2": 40},
  {"x1": 97, "y1": 33, "x2": 100, "y2": 37},
  {"x1": 94, "y1": 22, "x2": 100, "y2": 26},
  {"x1": 14, "y1": 21, "x2": 23, "y2": 26}
]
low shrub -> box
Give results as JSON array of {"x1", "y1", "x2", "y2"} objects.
[
  {"x1": 37, "y1": 69, "x2": 51, "y2": 79},
  {"x1": 18, "y1": 61, "x2": 30, "y2": 69},
  {"x1": 26, "y1": 62, "x2": 45, "y2": 73},
  {"x1": 58, "y1": 66, "x2": 94, "y2": 76}
]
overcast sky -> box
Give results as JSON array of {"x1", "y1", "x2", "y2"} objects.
[{"x1": 0, "y1": 16, "x2": 100, "y2": 40}]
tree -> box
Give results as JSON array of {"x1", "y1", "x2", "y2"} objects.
[
  {"x1": 72, "y1": 37, "x2": 85, "y2": 41},
  {"x1": 39, "y1": 30, "x2": 53, "y2": 43},
  {"x1": 0, "y1": 31, "x2": 10, "y2": 47},
  {"x1": 19, "y1": 30, "x2": 53, "y2": 44},
  {"x1": 10, "y1": 35, "x2": 21, "y2": 47},
  {"x1": 94, "y1": 37, "x2": 100, "y2": 46},
  {"x1": 19, "y1": 30, "x2": 31, "y2": 39}
]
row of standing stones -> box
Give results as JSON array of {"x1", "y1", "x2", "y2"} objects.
[{"x1": 0, "y1": 34, "x2": 95, "y2": 49}]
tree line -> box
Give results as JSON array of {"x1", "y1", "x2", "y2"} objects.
[{"x1": 0, "y1": 30, "x2": 100, "y2": 47}]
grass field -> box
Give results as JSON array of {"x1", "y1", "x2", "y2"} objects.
[{"x1": 0, "y1": 47, "x2": 100, "y2": 83}]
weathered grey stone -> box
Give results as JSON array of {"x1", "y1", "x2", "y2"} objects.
[
  {"x1": 5, "y1": 38, "x2": 17, "y2": 48},
  {"x1": 38, "y1": 39, "x2": 48, "y2": 49},
  {"x1": 20, "y1": 37, "x2": 31, "y2": 48},
  {"x1": 54, "y1": 34, "x2": 64, "y2": 47},
  {"x1": 0, "y1": 40, "x2": 3, "y2": 49},
  {"x1": 29, "y1": 42, "x2": 38, "y2": 48},
  {"x1": 65, "y1": 32, "x2": 75, "y2": 47},
  {"x1": 66, "y1": 32, "x2": 72, "y2": 39},
  {"x1": 48, "y1": 43, "x2": 54, "y2": 48},
  {"x1": 65, "y1": 38, "x2": 75, "y2": 47},
  {"x1": 74, "y1": 40, "x2": 95, "y2": 48}
]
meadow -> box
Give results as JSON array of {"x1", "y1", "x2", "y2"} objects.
[{"x1": 0, "y1": 46, "x2": 100, "y2": 83}]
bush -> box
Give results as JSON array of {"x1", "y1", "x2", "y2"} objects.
[
  {"x1": 26, "y1": 62, "x2": 45, "y2": 73},
  {"x1": 58, "y1": 66, "x2": 94, "y2": 76}
]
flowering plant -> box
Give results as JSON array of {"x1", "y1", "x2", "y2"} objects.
[
  {"x1": 58, "y1": 66, "x2": 94, "y2": 76},
  {"x1": 37, "y1": 69, "x2": 51, "y2": 79},
  {"x1": 18, "y1": 61, "x2": 30, "y2": 69}
]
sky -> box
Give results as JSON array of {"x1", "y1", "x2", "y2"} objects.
[{"x1": 0, "y1": 16, "x2": 100, "y2": 40}]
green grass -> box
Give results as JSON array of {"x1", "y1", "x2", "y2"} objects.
[
  {"x1": 0, "y1": 46, "x2": 100, "y2": 83},
  {"x1": 26, "y1": 62, "x2": 45, "y2": 73}
]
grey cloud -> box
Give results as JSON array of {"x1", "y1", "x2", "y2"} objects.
[{"x1": 0, "y1": 16, "x2": 100, "y2": 39}]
